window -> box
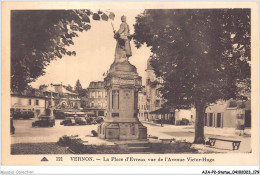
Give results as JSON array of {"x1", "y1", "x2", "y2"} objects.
[
  {"x1": 98, "y1": 91, "x2": 102, "y2": 98},
  {"x1": 35, "y1": 100, "x2": 39, "y2": 106},
  {"x1": 28, "y1": 99, "x2": 32, "y2": 105},
  {"x1": 216, "y1": 113, "x2": 221, "y2": 128},
  {"x1": 204, "y1": 113, "x2": 207, "y2": 126},
  {"x1": 98, "y1": 111, "x2": 104, "y2": 116},
  {"x1": 155, "y1": 100, "x2": 160, "y2": 107},
  {"x1": 209, "y1": 113, "x2": 213, "y2": 127}
]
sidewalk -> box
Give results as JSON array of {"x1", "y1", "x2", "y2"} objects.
[
  {"x1": 141, "y1": 120, "x2": 251, "y2": 153},
  {"x1": 141, "y1": 120, "x2": 251, "y2": 138}
]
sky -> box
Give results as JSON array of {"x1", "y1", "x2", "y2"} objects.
[{"x1": 30, "y1": 9, "x2": 151, "y2": 89}]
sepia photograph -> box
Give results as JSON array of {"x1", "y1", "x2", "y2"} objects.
[{"x1": 1, "y1": 1, "x2": 258, "y2": 170}]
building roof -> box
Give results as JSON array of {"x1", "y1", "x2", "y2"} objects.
[
  {"x1": 43, "y1": 86, "x2": 56, "y2": 93},
  {"x1": 11, "y1": 88, "x2": 45, "y2": 98},
  {"x1": 149, "y1": 107, "x2": 175, "y2": 114},
  {"x1": 44, "y1": 84, "x2": 78, "y2": 95},
  {"x1": 60, "y1": 86, "x2": 77, "y2": 95},
  {"x1": 88, "y1": 81, "x2": 104, "y2": 89}
]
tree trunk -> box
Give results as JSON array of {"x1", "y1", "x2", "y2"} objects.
[{"x1": 194, "y1": 103, "x2": 206, "y2": 144}]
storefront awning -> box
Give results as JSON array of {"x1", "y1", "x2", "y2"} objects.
[{"x1": 149, "y1": 107, "x2": 175, "y2": 114}]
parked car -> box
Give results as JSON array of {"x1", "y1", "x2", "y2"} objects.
[
  {"x1": 95, "y1": 116, "x2": 104, "y2": 124},
  {"x1": 175, "y1": 118, "x2": 190, "y2": 125},
  {"x1": 85, "y1": 117, "x2": 98, "y2": 125},
  {"x1": 10, "y1": 117, "x2": 15, "y2": 134},
  {"x1": 32, "y1": 116, "x2": 55, "y2": 127},
  {"x1": 75, "y1": 117, "x2": 87, "y2": 125},
  {"x1": 60, "y1": 117, "x2": 76, "y2": 126}
]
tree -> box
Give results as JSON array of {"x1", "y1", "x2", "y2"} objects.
[
  {"x1": 74, "y1": 80, "x2": 88, "y2": 97},
  {"x1": 74, "y1": 80, "x2": 83, "y2": 94},
  {"x1": 11, "y1": 10, "x2": 114, "y2": 92},
  {"x1": 133, "y1": 9, "x2": 250, "y2": 144}
]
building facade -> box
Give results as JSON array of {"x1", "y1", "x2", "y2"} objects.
[
  {"x1": 42, "y1": 84, "x2": 81, "y2": 111},
  {"x1": 11, "y1": 89, "x2": 46, "y2": 117},
  {"x1": 144, "y1": 57, "x2": 194, "y2": 125},
  {"x1": 11, "y1": 84, "x2": 82, "y2": 118},
  {"x1": 137, "y1": 87, "x2": 149, "y2": 121},
  {"x1": 86, "y1": 81, "x2": 107, "y2": 116},
  {"x1": 205, "y1": 99, "x2": 251, "y2": 129},
  {"x1": 145, "y1": 57, "x2": 164, "y2": 121}
]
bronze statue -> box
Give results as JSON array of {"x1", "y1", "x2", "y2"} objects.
[{"x1": 114, "y1": 15, "x2": 132, "y2": 62}]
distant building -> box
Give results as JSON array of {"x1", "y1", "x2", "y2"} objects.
[
  {"x1": 174, "y1": 108, "x2": 196, "y2": 125},
  {"x1": 42, "y1": 84, "x2": 81, "y2": 114},
  {"x1": 86, "y1": 81, "x2": 107, "y2": 116},
  {"x1": 145, "y1": 57, "x2": 163, "y2": 120},
  {"x1": 205, "y1": 99, "x2": 251, "y2": 129},
  {"x1": 11, "y1": 84, "x2": 82, "y2": 118},
  {"x1": 145, "y1": 57, "x2": 176, "y2": 124},
  {"x1": 11, "y1": 88, "x2": 46, "y2": 117},
  {"x1": 137, "y1": 87, "x2": 149, "y2": 121},
  {"x1": 144, "y1": 57, "x2": 194, "y2": 125}
]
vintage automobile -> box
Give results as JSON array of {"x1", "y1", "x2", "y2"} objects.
[
  {"x1": 10, "y1": 117, "x2": 15, "y2": 134},
  {"x1": 32, "y1": 116, "x2": 55, "y2": 127},
  {"x1": 175, "y1": 118, "x2": 190, "y2": 125},
  {"x1": 95, "y1": 116, "x2": 104, "y2": 124},
  {"x1": 60, "y1": 117, "x2": 76, "y2": 126},
  {"x1": 85, "y1": 117, "x2": 98, "y2": 125},
  {"x1": 75, "y1": 117, "x2": 87, "y2": 125}
]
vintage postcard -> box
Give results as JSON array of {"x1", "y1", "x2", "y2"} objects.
[{"x1": 1, "y1": 1, "x2": 259, "y2": 169}]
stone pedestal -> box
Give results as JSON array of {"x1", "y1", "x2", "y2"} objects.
[{"x1": 98, "y1": 61, "x2": 147, "y2": 140}]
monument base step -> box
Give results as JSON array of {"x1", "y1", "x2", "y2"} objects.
[
  {"x1": 128, "y1": 146, "x2": 151, "y2": 152},
  {"x1": 127, "y1": 142, "x2": 151, "y2": 152},
  {"x1": 127, "y1": 142, "x2": 150, "y2": 147}
]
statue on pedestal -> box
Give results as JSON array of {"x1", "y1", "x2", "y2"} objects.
[
  {"x1": 98, "y1": 15, "x2": 147, "y2": 141},
  {"x1": 114, "y1": 15, "x2": 132, "y2": 63}
]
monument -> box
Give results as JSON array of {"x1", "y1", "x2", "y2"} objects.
[{"x1": 98, "y1": 16, "x2": 147, "y2": 140}]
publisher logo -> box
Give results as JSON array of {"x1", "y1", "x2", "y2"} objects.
[{"x1": 41, "y1": 157, "x2": 48, "y2": 161}]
